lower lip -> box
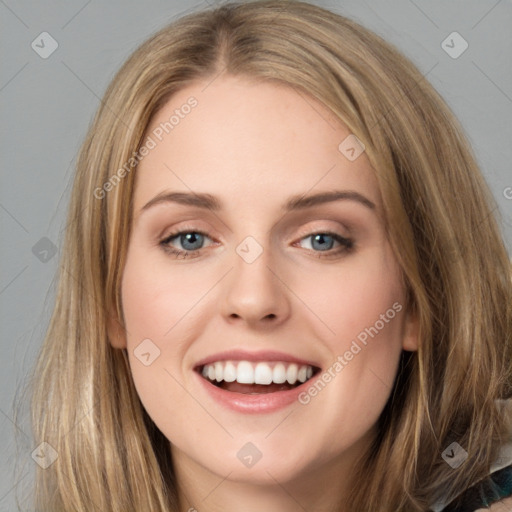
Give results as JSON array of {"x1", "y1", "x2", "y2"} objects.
[{"x1": 194, "y1": 371, "x2": 317, "y2": 414}]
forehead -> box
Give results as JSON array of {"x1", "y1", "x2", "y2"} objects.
[{"x1": 134, "y1": 75, "x2": 380, "y2": 215}]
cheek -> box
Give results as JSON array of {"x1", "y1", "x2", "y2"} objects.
[
  {"x1": 295, "y1": 250, "x2": 405, "y2": 353},
  {"x1": 120, "y1": 248, "x2": 196, "y2": 393},
  {"x1": 120, "y1": 250, "x2": 204, "y2": 437},
  {"x1": 293, "y1": 251, "x2": 406, "y2": 427},
  {"x1": 121, "y1": 248, "x2": 208, "y2": 343}
]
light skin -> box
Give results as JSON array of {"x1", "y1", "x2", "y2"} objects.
[
  {"x1": 477, "y1": 498, "x2": 512, "y2": 511},
  {"x1": 109, "y1": 75, "x2": 418, "y2": 512}
]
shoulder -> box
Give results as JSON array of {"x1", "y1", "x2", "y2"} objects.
[
  {"x1": 474, "y1": 495, "x2": 512, "y2": 511},
  {"x1": 435, "y1": 400, "x2": 512, "y2": 512},
  {"x1": 438, "y1": 464, "x2": 512, "y2": 511},
  {"x1": 436, "y1": 464, "x2": 512, "y2": 512}
]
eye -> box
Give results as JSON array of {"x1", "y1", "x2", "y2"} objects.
[
  {"x1": 296, "y1": 232, "x2": 354, "y2": 258},
  {"x1": 159, "y1": 229, "x2": 354, "y2": 260},
  {"x1": 159, "y1": 229, "x2": 214, "y2": 259}
]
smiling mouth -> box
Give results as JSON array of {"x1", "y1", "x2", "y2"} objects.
[{"x1": 196, "y1": 360, "x2": 321, "y2": 394}]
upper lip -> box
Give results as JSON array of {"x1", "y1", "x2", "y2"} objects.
[{"x1": 194, "y1": 349, "x2": 321, "y2": 370}]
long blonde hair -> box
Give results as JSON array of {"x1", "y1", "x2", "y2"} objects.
[{"x1": 28, "y1": 1, "x2": 512, "y2": 510}]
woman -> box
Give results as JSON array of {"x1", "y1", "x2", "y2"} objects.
[{"x1": 29, "y1": 1, "x2": 512, "y2": 510}]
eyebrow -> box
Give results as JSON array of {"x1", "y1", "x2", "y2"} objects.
[{"x1": 140, "y1": 189, "x2": 376, "y2": 215}]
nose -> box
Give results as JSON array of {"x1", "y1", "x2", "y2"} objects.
[{"x1": 221, "y1": 244, "x2": 291, "y2": 328}]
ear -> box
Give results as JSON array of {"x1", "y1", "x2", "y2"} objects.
[
  {"x1": 401, "y1": 305, "x2": 419, "y2": 352},
  {"x1": 107, "y1": 314, "x2": 127, "y2": 349}
]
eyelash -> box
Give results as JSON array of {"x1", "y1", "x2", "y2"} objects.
[{"x1": 159, "y1": 228, "x2": 354, "y2": 260}]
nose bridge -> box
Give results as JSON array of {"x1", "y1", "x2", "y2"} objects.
[{"x1": 221, "y1": 233, "x2": 290, "y2": 324}]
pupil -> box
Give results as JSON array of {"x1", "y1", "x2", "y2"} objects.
[
  {"x1": 182, "y1": 232, "x2": 203, "y2": 250},
  {"x1": 312, "y1": 234, "x2": 333, "y2": 251}
]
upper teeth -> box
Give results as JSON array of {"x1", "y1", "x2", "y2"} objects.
[{"x1": 201, "y1": 361, "x2": 314, "y2": 385}]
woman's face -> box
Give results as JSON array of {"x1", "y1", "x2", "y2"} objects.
[{"x1": 112, "y1": 75, "x2": 417, "y2": 492}]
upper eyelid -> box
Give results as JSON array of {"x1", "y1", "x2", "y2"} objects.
[{"x1": 160, "y1": 218, "x2": 352, "y2": 239}]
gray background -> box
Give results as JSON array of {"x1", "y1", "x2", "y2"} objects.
[{"x1": 1, "y1": 0, "x2": 511, "y2": 509}]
